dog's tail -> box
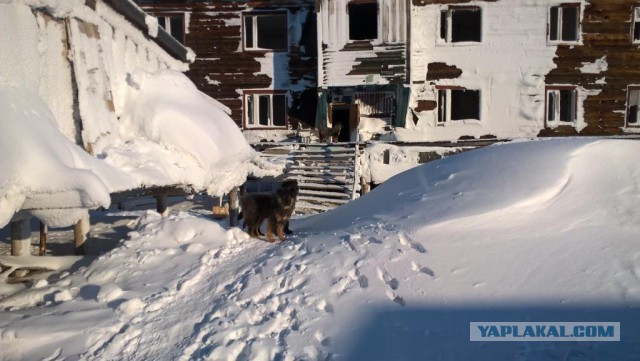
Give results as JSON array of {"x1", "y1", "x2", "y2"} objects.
[{"x1": 237, "y1": 212, "x2": 243, "y2": 220}]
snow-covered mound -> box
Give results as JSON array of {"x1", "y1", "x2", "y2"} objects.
[
  {"x1": 1, "y1": 139, "x2": 639, "y2": 360},
  {"x1": 0, "y1": 86, "x2": 128, "y2": 228},
  {"x1": 95, "y1": 69, "x2": 282, "y2": 196}
]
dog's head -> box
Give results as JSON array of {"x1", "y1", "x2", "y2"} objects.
[{"x1": 281, "y1": 179, "x2": 299, "y2": 196}]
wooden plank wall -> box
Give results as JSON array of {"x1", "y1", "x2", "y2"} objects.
[
  {"x1": 138, "y1": 1, "x2": 318, "y2": 129},
  {"x1": 543, "y1": 0, "x2": 638, "y2": 136}
]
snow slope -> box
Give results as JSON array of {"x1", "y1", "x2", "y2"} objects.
[{"x1": 1, "y1": 138, "x2": 639, "y2": 360}]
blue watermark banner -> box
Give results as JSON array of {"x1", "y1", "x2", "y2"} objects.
[{"x1": 470, "y1": 322, "x2": 620, "y2": 341}]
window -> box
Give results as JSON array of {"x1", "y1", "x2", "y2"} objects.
[
  {"x1": 548, "y1": 4, "x2": 580, "y2": 43},
  {"x1": 627, "y1": 87, "x2": 640, "y2": 126},
  {"x1": 632, "y1": 7, "x2": 640, "y2": 43},
  {"x1": 437, "y1": 88, "x2": 481, "y2": 123},
  {"x1": 348, "y1": 2, "x2": 378, "y2": 41},
  {"x1": 243, "y1": 12, "x2": 288, "y2": 51},
  {"x1": 245, "y1": 92, "x2": 287, "y2": 128},
  {"x1": 546, "y1": 87, "x2": 577, "y2": 125},
  {"x1": 157, "y1": 14, "x2": 185, "y2": 44},
  {"x1": 440, "y1": 7, "x2": 482, "y2": 43}
]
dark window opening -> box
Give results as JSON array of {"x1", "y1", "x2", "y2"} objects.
[
  {"x1": 244, "y1": 13, "x2": 288, "y2": 51},
  {"x1": 559, "y1": 89, "x2": 575, "y2": 122},
  {"x1": 546, "y1": 88, "x2": 576, "y2": 123},
  {"x1": 547, "y1": 92, "x2": 556, "y2": 121},
  {"x1": 348, "y1": 2, "x2": 378, "y2": 40},
  {"x1": 273, "y1": 95, "x2": 287, "y2": 126},
  {"x1": 156, "y1": 14, "x2": 185, "y2": 44},
  {"x1": 561, "y1": 7, "x2": 578, "y2": 41},
  {"x1": 549, "y1": 7, "x2": 559, "y2": 41},
  {"x1": 441, "y1": 7, "x2": 482, "y2": 43},
  {"x1": 259, "y1": 95, "x2": 270, "y2": 126},
  {"x1": 440, "y1": 10, "x2": 447, "y2": 40},
  {"x1": 627, "y1": 89, "x2": 640, "y2": 125},
  {"x1": 244, "y1": 16, "x2": 254, "y2": 48},
  {"x1": 451, "y1": 9, "x2": 482, "y2": 42},
  {"x1": 450, "y1": 90, "x2": 480, "y2": 120},
  {"x1": 245, "y1": 92, "x2": 288, "y2": 128},
  {"x1": 438, "y1": 89, "x2": 481, "y2": 122},
  {"x1": 549, "y1": 5, "x2": 580, "y2": 42},
  {"x1": 633, "y1": 8, "x2": 640, "y2": 42}
]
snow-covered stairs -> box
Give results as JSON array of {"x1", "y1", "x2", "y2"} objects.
[{"x1": 287, "y1": 143, "x2": 361, "y2": 215}]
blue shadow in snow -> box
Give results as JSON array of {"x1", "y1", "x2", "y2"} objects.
[{"x1": 339, "y1": 304, "x2": 640, "y2": 361}]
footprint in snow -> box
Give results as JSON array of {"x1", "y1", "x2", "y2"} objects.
[
  {"x1": 411, "y1": 261, "x2": 435, "y2": 277},
  {"x1": 386, "y1": 289, "x2": 405, "y2": 307},
  {"x1": 376, "y1": 267, "x2": 399, "y2": 290},
  {"x1": 398, "y1": 232, "x2": 427, "y2": 254}
]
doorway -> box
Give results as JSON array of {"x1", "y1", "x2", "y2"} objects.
[{"x1": 330, "y1": 104, "x2": 359, "y2": 142}]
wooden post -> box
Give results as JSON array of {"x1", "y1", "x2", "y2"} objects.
[
  {"x1": 74, "y1": 212, "x2": 89, "y2": 255},
  {"x1": 156, "y1": 194, "x2": 168, "y2": 217},
  {"x1": 360, "y1": 176, "x2": 371, "y2": 195},
  {"x1": 228, "y1": 187, "x2": 239, "y2": 227},
  {"x1": 39, "y1": 222, "x2": 47, "y2": 256},
  {"x1": 10, "y1": 218, "x2": 31, "y2": 257}
]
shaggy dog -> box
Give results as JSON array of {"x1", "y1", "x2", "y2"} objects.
[
  {"x1": 318, "y1": 123, "x2": 342, "y2": 143},
  {"x1": 239, "y1": 180, "x2": 299, "y2": 242}
]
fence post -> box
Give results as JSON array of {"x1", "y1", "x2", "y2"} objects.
[{"x1": 229, "y1": 187, "x2": 239, "y2": 227}]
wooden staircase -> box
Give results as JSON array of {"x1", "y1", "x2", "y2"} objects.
[{"x1": 287, "y1": 143, "x2": 361, "y2": 215}]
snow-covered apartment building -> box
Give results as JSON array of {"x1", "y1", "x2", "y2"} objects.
[{"x1": 136, "y1": 0, "x2": 640, "y2": 143}]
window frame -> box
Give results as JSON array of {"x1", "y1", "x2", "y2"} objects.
[
  {"x1": 154, "y1": 12, "x2": 186, "y2": 44},
  {"x1": 436, "y1": 86, "x2": 482, "y2": 124},
  {"x1": 626, "y1": 86, "x2": 640, "y2": 127},
  {"x1": 545, "y1": 85, "x2": 578, "y2": 127},
  {"x1": 631, "y1": 6, "x2": 640, "y2": 44},
  {"x1": 438, "y1": 6, "x2": 483, "y2": 44},
  {"x1": 242, "y1": 11, "x2": 289, "y2": 53},
  {"x1": 243, "y1": 90, "x2": 288, "y2": 129},
  {"x1": 547, "y1": 3, "x2": 581, "y2": 45},
  {"x1": 347, "y1": 0, "x2": 380, "y2": 42}
]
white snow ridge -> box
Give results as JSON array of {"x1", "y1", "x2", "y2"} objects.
[{"x1": 1, "y1": 139, "x2": 640, "y2": 360}]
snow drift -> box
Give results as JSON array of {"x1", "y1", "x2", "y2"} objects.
[
  {"x1": 1, "y1": 139, "x2": 640, "y2": 360},
  {"x1": 95, "y1": 69, "x2": 283, "y2": 196},
  {"x1": 0, "y1": 86, "x2": 123, "y2": 228}
]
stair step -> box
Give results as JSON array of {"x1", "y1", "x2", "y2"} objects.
[
  {"x1": 289, "y1": 165, "x2": 354, "y2": 172},
  {"x1": 298, "y1": 189, "x2": 352, "y2": 199},
  {"x1": 298, "y1": 195, "x2": 350, "y2": 204},
  {"x1": 290, "y1": 154, "x2": 355, "y2": 160},
  {"x1": 291, "y1": 175, "x2": 352, "y2": 184},
  {"x1": 297, "y1": 182, "x2": 352, "y2": 192},
  {"x1": 289, "y1": 169, "x2": 351, "y2": 177}
]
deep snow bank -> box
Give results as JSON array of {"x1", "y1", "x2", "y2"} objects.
[
  {"x1": 95, "y1": 69, "x2": 282, "y2": 196},
  {"x1": 0, "y1": 86, "x2": 127, "y2": 228},
  {"x1": 302, "y1": 138, "x2": 630, "y2": 231}
]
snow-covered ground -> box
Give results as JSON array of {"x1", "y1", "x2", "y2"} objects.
[{"x1": 1, "y1": 138, "x2": 639, "y2": 360}]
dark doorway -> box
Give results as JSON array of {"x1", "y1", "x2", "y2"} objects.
[{"x1": 332, "y1": 107, "x2": 351, "y2": 142}]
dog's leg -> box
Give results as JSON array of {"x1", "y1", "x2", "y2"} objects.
[
  {"x1": 284, "y1": 220, "x2": 293, "y2": 235},
  {"x1": 276, "y1": 222, "x2": 286, "y2": 241},
  {"x1": 266, "y1": 218, "x2": 277, "y2": 243}
]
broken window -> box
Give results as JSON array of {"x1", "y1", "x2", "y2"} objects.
[
  {"x1": 546, "y1": 87, "x2": 577, "y2": 124},
  {"x1": 632, "y1": 7, "x2": 640, "y2": 43},
  {"x1": 348, "y1": 2, "x2": 378, "y2": 41},
  {"x1": 440, "y1": 7, "x2": 482, "y2": 43},
  {"x1": 437, "y1": 88, "x2": 481, "y2": 123},
  {"x1": 243, "y1": 12, "x2": 288, "y2": 51},
  {"x1": 627, "y1": 88, "x2": 640, "y2": 126},
  {"x1": 156, "y1": 14, "x2": 185, "y2": 44},
  {"x1": 245, "y1": 92, "x2": 287, "y2": 128},
  {"x1": 548, "y1": 4, "x2": 580, "y2": 43}
]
